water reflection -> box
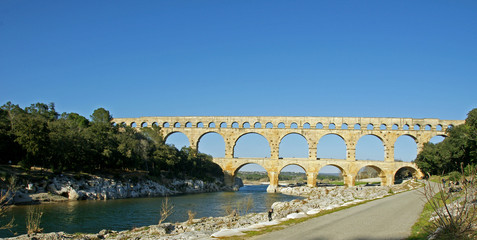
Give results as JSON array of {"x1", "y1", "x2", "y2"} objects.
[{"x1": 1, "y1": 185, "x2": 301, "y2": 238}]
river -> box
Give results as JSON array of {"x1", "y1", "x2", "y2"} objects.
[{"x1": 1, "y1": 185, "x2": 302, "y2": 238}]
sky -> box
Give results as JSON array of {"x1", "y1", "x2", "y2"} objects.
[{"x1": 1, "y1": 1, "x2": 475, "y2": 173}]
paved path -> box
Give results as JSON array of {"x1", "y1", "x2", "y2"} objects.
[{"x1": 255, "y1": 188, "x2": 426, "y2": 240}]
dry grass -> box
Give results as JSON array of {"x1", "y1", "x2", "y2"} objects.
[
  {"x1": 187, "y1": 210, "x2": 196, "y2": 225},
  {"x1": 419, "y1": 169, "x2": 476, "y2": 240},
  {"x1": 158, "y1": 197, "x2": 174, "y2": 225},
  {"x1": 26, "y1": 206, "x2": 44, "y2": 235},
  {"x1": 0, "y1": 176, "x2": 16, "y2": 232}
]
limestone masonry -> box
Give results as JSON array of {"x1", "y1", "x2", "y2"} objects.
[{"x1": 112, "y1": 116, "x2": 464, "y2": 192}]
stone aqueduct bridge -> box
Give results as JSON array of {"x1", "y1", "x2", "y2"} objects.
[{"x1": 112, "y1": 116, "x2": 464, "y2": 192}]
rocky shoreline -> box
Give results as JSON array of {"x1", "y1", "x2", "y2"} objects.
[
  {"x1": 10, "y1": 174, "x2": 242, "y2": 205},
  {"x1": 5, "y1": 180, "x2": 422, "y2": 240}
]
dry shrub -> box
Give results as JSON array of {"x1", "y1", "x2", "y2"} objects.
[
  {"x1": 422, "y1": 167, "x2": 477, "y2": 240},
  {"x1": 0, "y1": 176, "x2": 16, "y2": 232},
  {"x1": 26, "y1": 206, "x2": 43, "y2": 235},
  {"x1": 187, "y1": 210, "x2": 196, "y2": 225},
  {"x1": 158, "y1": 197, "x2": 174, "y2": 225}
]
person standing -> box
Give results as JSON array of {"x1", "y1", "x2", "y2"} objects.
[{"x1": 268, "y1": 208, "x2": 273, "y2": 221}]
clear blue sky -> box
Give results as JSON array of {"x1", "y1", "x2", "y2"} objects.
[{"x1": 1, "y1": 1, "x2": 475, "y2": 173}]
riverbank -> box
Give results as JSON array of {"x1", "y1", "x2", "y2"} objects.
[
  {"x1": 1, "y1": 165, "x2": 241, "y2": 205},
  {"x1": 5, "y1": 180, "x2": 422, "y2": 239}
]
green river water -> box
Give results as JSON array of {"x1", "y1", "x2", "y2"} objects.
[{"x1": 1, "y1": 185, "x2": 302, "y2": 238}]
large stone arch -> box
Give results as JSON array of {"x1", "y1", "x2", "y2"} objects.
[
  {"x1": 164, "y1": 131, "x2": 191, "y2": 148},
  {"x1": 393, "y1": 166, "x2": 419, "y2": 184},
  {"x1": 316, "y1": 133, "x2": 348, "y2": 160},
  {"x1": 278, "y1": 132, "x2": 309, "y2": 158},
  {"x1": 233, "y1": 132, "x2": 271, "y2": 158},
  {"x1": 355, "y1": 134, "x2": 386, "y2": 161},
  {"x1": 317, "y1": 164, "x2": 349, "y2": 186},
  {"x1": 197, "y1": 131, "x2": 226, "y2": 158},
  {"x1": 278, "y1": 163, "x2": 307, "y2": 173},
  {"x1": 278, "y1": 163, "x2": 307, "y2": 186},
  {"x1": 393, "y1": 134, "x2": 418, "y2": 162},
  {"x1": 355, "y1": 164, "x2": 387, "y2": 186}
]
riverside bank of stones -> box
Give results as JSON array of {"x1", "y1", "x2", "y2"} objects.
[{"x1": 112, "y1": 116, "x2": 463, "y2": 192}]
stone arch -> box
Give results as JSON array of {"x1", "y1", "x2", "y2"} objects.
[
  {"x1": 356, "y1": 134, "x2": 385, "y2": 161},
  {"x1": 243, "y1": 122, "x2": 251, "y2": 128},
  {"x1": 131, "y1": 122, "x2": 137, "y2": 128},
  {"x1": 317, "y1": 164, "x2": 348, "y2": 186},
  {"x1": 303, "y1": 122, "x2": 311, "y2": 129},
  {"x1": 152, "y1": 122, "x2": 158, "y2": 127},
  {"x1": 233, "y1": 132, "x2": 271, "y2": 158},
  {"x1": 162, "y1": 122, "x2": 170, "y2": 128},
  {"x1": 356, "y1": 165, "x2": 385, "y2": 185},
  {"x1": 141, "y1": 122, "x2": 148, "y2": 128},
  {"x1": 278, "y1": 164, "x2": 307, "y2": 186},
  {"x1": 209, "y1": 122, "x2": 216, "y2": 128},
  {"x1": 232, "y1": 163, "x2": 270, "y2": 190},
  {"x1": 279, "y1": 163, "x2": 307, "y2": 173},
  {"x1": 234, "y1": 162, "x2": 268, "y2": 175},
  {"x1": 354, "y1": 123, "x2": 361, "y2": 130},
  {"x1": 394, "y1": 134, "x2": 418, "y2": 162},
  {"x1": 394, "y1": 166, "x2": 419, "y2": 184},
  {"x1": 254, "y1": 122, "x2": 262, "y2": 128},
  {"x1": 174, "y1": 122, "x2": 181, "y2": 128},
  {"x1": 197, "y1": 131, "x2": 226, "y2": 158},
  {"x1": 185, "y1": 122, "x2": 192, "y2": 128},
  {"x1": 278, "y1": 133, "x2": 309, "y2": 158},
  {"x1": 317, "y1": 133, "x2": 347, "y2": 159},
  {"x1": 430, "y1": 135, "x2": 446, "y2": 144},
  {"x1": 290, "y1": 122, "x2": 298, "y2": 129},
  {"x1": 164, "y1": 131, "x2": 190, "y2": 149},
  {"x1": 341, "y1": 123, "x2": 348, "y2": 129}
]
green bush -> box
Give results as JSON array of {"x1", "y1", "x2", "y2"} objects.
[{"x1": 447, "y1": 171, "x2": 461, "y2": 182}]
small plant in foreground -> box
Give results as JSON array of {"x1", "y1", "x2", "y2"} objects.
[
  {"x1": 0, "y1": 176, "x2": 16, "y2": 232},
  {"x1": 187, "y1": 210, "x2": 196, "y2": 225},
  {"x1": 421, "y1": 168, "x2": 476, "y2": 240},
  {"x1": 158, "y1": 197, "x2": 174, "y2": 225},
  {"x1": 26, "y1": 206, "x2": 43, "y2": 235}
]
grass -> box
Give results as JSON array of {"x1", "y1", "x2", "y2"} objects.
[{"x1": 408, "y1": 177, "x2": 476, "y2": 240}]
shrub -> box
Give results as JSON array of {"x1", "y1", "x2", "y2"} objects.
[
  {"x1": 447, "y1": 171, "x2": 461, "y2": 182},
  {"x1": 422, "y1": 170, "x2": 476, "y2": 239}
]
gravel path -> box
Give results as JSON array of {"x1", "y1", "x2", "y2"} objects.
[{"x1": 255, "y1": 187, "x2": 425, "y2": 240}]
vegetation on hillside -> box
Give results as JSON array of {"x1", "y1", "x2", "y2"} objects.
[
  {"x1": 415, "y1": 108, "x2": 477, "y2": 175},
  {"x1": 0, "y1": 101, "x2": 223, "y2": 181}
]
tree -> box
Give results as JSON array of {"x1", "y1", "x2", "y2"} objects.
[
  {"x1": 13, "y1": 113, "x2": 51, "y2": 169},
  {"x1": 416, "y1": 108, "x2": 477, "y2": 175},
  {"x1": 91, "y1": 108, "x2": 112, "y2": 124}
]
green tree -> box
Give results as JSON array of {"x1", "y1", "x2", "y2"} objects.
[
  {"x1": 91, "y1": 108, "x2": 112, "y2": 124},
  {"x1": 416, "y1": 108, "x2": 477, "y2": 175},
  {"x1": 13, "y1": 113, "x2": 50, "y2": 169}
]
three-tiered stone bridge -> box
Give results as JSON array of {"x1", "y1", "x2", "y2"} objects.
[{"x1": 112, "y1": 116, "x2": 463, "y2": 192}]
